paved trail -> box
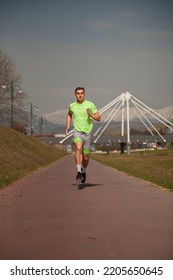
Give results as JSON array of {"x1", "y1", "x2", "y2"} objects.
[{"x1": 0, "y1": 156, "x2": 173, "y2": 260}]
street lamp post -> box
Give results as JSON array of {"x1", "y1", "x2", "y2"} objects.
[
  {"x1": 10, "y1": 80, "x2": 22, "y2": 128},
  {"x1": 31, "y1": 103, "x2": 39, "y2": 135},
  {"x1": 24, "y1": 102, "x2": 38, "y2": 135},
  {"x1": 2, "y1": 80, "x2": 22, "y2": 128},
  {"x1": 30, "y1": 103, "x2": 33, "y2": 135},
  {"x1": 11, "y1": 80, "x2": 14, "y2": 128},
  {"x1": 39, "y1": 115, "x2": 44, "y2": 135}
]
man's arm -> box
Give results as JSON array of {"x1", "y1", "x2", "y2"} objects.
[
  {"x1": 86, "y1": 109, "x2": 101, "y2": 121},
  {"x1": 65, "y1": 111, "x2": 73, "y2": 136}
]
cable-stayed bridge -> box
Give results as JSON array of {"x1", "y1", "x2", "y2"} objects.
[{"x1": 60, "y1": 92, "x2": 173, "y2": 152}]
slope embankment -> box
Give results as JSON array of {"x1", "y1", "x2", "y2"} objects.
[{"x1": 0, "y1": 126, "x2": 66, "y2": 187}]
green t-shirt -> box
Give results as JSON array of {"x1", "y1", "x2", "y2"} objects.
[{"x1": 69, "y1": 100, "x2": 98, "y2": 133}]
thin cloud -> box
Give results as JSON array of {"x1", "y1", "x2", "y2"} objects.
[
  {"x1": 128, "y1": 28, "x2": 173, "y2": 39},
  {"x1": 122, "y1": 10, "x2": 135, "y2": 17},
  {"x1": 85, "y1": 21, "x2": 117, "y2": 31}
]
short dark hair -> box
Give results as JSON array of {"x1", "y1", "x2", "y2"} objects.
[{"x1": 75, "y1": 86, "x2": 85, "y2": 93}]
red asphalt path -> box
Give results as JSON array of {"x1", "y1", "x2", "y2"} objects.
[{"x1": 0, "y1": 155, "x2": 173, "y2": 260}]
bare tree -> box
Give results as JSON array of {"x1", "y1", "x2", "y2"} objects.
[{"x1": 0, "y1": 49, "x2": 28, "y2": 131}]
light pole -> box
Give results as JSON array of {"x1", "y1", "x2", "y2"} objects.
[
  {"x1": 10, "y1": 80, "x2": 22, "y2": 128},
  {"x1": 39, "y1": 115, "x2": 44, "y2": 135},
  {"x1": 24, "y1": 102, "x2": 38, "y2": 135},
  {"x1": 11, "y1": 80, "x2": 14, "y2": 128},
  {"x1": 2, "y1": 80, "x2": 22, "y2": 128}
]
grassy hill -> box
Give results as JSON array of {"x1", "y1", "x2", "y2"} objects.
[
  {"x1": 91, "y1": 150, "x2": 173, "y2": 191},
  {"x1": 0, "y1": 126, "x2": 67, "y2": 188}
]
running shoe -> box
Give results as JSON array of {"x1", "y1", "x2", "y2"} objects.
[
  {"x1": 81, "y1": 172, "x2": 86, "y2": 183},
  {"x1": 76, "y1": 171, "x2": 82, "y2": 181}
]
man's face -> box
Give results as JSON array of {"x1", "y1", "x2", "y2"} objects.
[{"x1": 75, "y1": 90, "x2": 85, "y2": 103}]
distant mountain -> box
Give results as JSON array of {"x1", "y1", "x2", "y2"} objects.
[
  {"x1": 43, "y1": 109, "x2": 67, "y2": 125},
  {"x1": 156, "y1": 105, "x2": 173, "y2": 121},
  {"x1": 43, "y1": 105, "x2": 173, "y2": 126}
]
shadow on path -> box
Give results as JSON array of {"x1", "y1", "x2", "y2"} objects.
[{"x1": 72, "y1": 183, "x2": 103, "y2": 189}]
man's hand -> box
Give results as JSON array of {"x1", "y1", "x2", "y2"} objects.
[
  {"x1": 65, "y1": 128, "x2": 69, "y2": 137},
  {"x1": 86, "y1": 108, "x2": 101, "y2": 122}
]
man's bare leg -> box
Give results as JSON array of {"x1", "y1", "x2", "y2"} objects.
[
  {"x1": 75, "y1": 141, "x2": 83, "y2": 181},
  {"x1": 81, "y1": 153, "x2": 89, "y2": 183}
]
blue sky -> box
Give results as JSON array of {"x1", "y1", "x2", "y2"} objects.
[{"x1": 1, "y1": 0, "x2": 173, "y2": 114}]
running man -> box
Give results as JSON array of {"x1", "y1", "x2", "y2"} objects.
[{"x1": 66, "y1": 86, "x2": 101, "y2": 183}]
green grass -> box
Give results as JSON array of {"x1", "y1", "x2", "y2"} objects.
[
  {"x1": 91, "y1": 149, "x2": 173, "y2": 191},
  {"x1": 1, "y1": 126, "x2": 173, "y2": 191},
  {"x1": 0, "y1": 126, "x2": 67, "y2": 187}
]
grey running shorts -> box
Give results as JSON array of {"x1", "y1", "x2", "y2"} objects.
[{"x1": 73, "y1": 130, "x2": 91, "y2": 154}]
